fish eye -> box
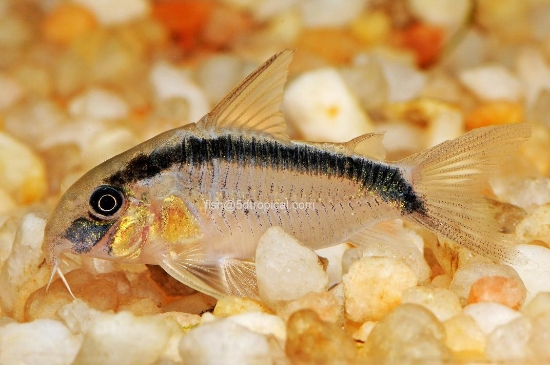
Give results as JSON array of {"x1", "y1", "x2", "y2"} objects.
[{"x1": 89, "y1": 186, "x2": 124, "y2": 218}]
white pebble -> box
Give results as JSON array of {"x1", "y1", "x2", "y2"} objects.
[
  {"x1": 508, "y1": 244, "x2": 550, "y2": 303},
  {"x1": 196, "y1": 55, "x2": 248, "y2": 104},
  {"x1": 283, "y1": 68, "x2": 374, "y2": 142},
  {"x1": 463, "y1": 302, "x2": 522, "y2": 335},
  {"x1": 57, "y1": 299, "x2": 103, "y2": 334},
  {"x1": 315, "y1": 243, "x2": 349, "y2": 287},
  {"x1": 516, "y1": 48, "x2": 550, "y2": 108},
  {"x1": 227, "y1": 312, "x2": 286, "y2": 342},
  {"x1": 522, "y1": 292, "x2": 550, "y2": 318},
  {"x1": 0, "y1": 132, "x2": 47, "y2": 204},
  {"x1": 0, "y1": 213, "x2": 47, "y2": 316},
  {"x1": 255, "y1": 227, "x2": 328, "y2": 307},
  {"x1": 0, "y1": 74, "x2": 23, "y2": 110},
  {"x1": 426, "y1": 108, "x2": 464, "y2": 148},
  {"x1": 72, "y1": 0, "x2": 150, "y2": 25},
  {"x1": 408, "y1": 0, "x2": 471, "y2": 28},
  {"x1": 377, "y1": 59, "x2": 426, "y2": 102},
  {"x1": 300, "y1": 0, "x2": 368, "y2": 27},
  {"x1": 486, "y1": 316, "x2": 532, "y2": 362},
  {"x1": 491, "y1": 177, "x2": 550, "y2": 210},
  {"x1": 69, "y1": 88, "x2": 129, "y2": 120},
  {"x1": 343, "y1": 256, "x2": 418, "y2": 322},
  {"x1": 459, "y1": 65, "x2": 523, "y2": 101},
  {"x1": 73, "y1": 312, "x2": 171, "y2": 365},
  {"x1": 515, "y1": 203, "x2": 550, "y2": 243},
  {"x1": 0, "y1": 319, "x2": 82, "y2": 365},
  {"x1": 179, "y1": 319, "x2": 272, "y2": 365},
  {"x1": 150, "y1": 61, "x2": 210, "y2": 123}
]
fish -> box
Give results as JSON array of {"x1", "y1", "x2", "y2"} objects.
[{"x1": 43, "y1": 50, "x2": 532, "y2": 299}]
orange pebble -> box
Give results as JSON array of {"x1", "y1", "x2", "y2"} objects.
[
  {"x1": 465, "y1": 101, "x2": 524, "y2": 130},
  {"x1": 467, "y1": 275, "x2": 526, "y2": 310},
  {"x1": 152, "y1": 0, "x2": 214, "y2": 51},
  {"x1": 42, "y1": 3, "x2": 97, "y2": 45},
  {"x1": 398, "y1": 22, "x2": 445, "y2": 68}
]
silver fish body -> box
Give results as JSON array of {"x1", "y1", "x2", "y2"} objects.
[{"x1": 44, "y1": 50, "x2": 532, "y2": 299}]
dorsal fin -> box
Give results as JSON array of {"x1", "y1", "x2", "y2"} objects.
[
  {"x1": 345, "y1": 133, "x2": 386, "y2": 160},
  {"x1": 196, "y1": 50, "x2": 293, "y2": 143}
]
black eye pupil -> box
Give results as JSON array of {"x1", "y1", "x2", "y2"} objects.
[{"x1": 90, "y1": 186, "x2": 124, "y2": 217}]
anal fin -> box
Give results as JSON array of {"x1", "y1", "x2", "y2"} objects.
[{"x1": 220, "y1": 258, "x2": 259, "y2": 299}]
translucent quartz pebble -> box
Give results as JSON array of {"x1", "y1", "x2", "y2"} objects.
[
  {"x1": 277, "y1": 291, "x2": 342, "y2": 323},
  {"x1": 530, "y1": 311, "x2": 550, "y2": 360},
  {"x1": 449, "y1": 259, "x2": 525, "y2": 304},
  {"x1": 467, "y1": 275, "x2": 526, "y2": 309},
  {"x1": 407, "y1": 0, "x2": 471, "y2": 28},
  {"x1": 516, "y1": 203, "x2": 550, "y2": 244},
  {"x1": 283, "y1": 67, "x2": 374, "y2": 142},
  {"x1": 343, "y1": 256, "x2": 418, "y2": 322},
  {"x1": 402, "y1": 287, "x2": 462, "y2": 322},
  {"x1": 0, "y1": 213, "x2": 47, "y2": 321},
  {"x1": 149, "y1": 61, "x2": 209, "y2": 122},
  {"x1": 179, "y1": 319, "x2": 272, "y2": 365},
  {"x1": 356, "y1": 220, "x2": 431, "y2": 284},
  {"x1": 72, "y1": 0, "x2": 150, "y2": 25},
  {"x1": 443, "y1": 314, "x2": 486, "y2": 354},
  {"x1": 491, "y1": 177, "x2": 550, "y2": 211},
  {"x1": 516, "y1": 48, "x2": 550, "y2": 108},
  {"x1": 196, "y1": 54, "x2": 248, "y2": 104},
  {"x1": 459, "y1": 65, "x2": 523, "y2": 101},
  {"x1": 0, "y1": 73, "x2": 23, "y2": 109},
  {"x1": 463, "y1": 302, "x2": 522, "y2": 335},
  {"x1": 73, "y1": 312, "x2": 171, "y2": 365},
  {"x1": 286, "y1": 309, "x2": 356, "y2": 365},
  {"x1": 486, "y1": 316, "x2": 532, "y2": 362},
  {"x1": 522, "y1": 292, "x2": 550, "y2": 318},
  {"x1": 315, "y1": 243, "x2": 348, "y2": 287},
  {"x1": 227, "y1": 312, "x2": 287, "y2": 342},
  {"x1": 366, "y1": 303, "x2": 452, "y2": 364},
  {"x1": 0, "y1": 132, "x2": 47, "y2": 204},
  {"x1": 378, "y1": 58, "x2": 426, "y2": 102},
  {"x1": 57, "y1": 299, "x2": 103, "y2": 334},
  {"x1": 68, "y1": 88, "x2": 129, "y2": 120},
  {"x1": 0, "y1": 319, "x2": 82, "y2": 365},
  {"x1": 508, "y1": 245, "x2": 550, "y2": 303},
  {"x1": 256, "y1": 227, "x2": 328, "y2": 308},
  {"x1": 299, "y1": 0, "x2": 367, "y2": 28}
]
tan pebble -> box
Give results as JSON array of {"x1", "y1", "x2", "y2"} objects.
[
  {"x1": 402, "y1": 287, "x2": 462, "y2": 322},
  {"x1": 277, "y1": 291, "x2": 342, "y2": 323},
  {"x1": 117, "y1": 297, "x2": 162, "y2": 316},
  {"x1": 286, "y1": 309, "x2": 356, "y2": 364},
  {"x1": 367, "y1": 303, "x2": 452, "y2": 363},
  {"x1": 42, "y1": 3, "x2": 97, "y2": 45},
  {"x1": 467, "y1": 275, "x2": 526, "y2": 309},
  {"x1": 350, "y1": 11, "x2": 391, "y2": 45},
  {"x1": 213, "y1": 296, "x2": 270, "y2": 317},
  {"x1": 522, "y1": 292, "x2": 550, "y2": 318},
  {"x1": 0, "y1": 132, "x2": 47, "y2": 204},
  {"x1": 352, "y1": 321, "x2": 376, "y2": 342},
  {"x1": 443, "y1": 314, "x2": 486, "y2": 354},
  {"x1": 343, "y1": 256, "x2": 418, "y2": 322}
]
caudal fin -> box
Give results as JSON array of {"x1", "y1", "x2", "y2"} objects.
[{"x1": 400, "y1": 124, "x2": 532, "y2": 264}]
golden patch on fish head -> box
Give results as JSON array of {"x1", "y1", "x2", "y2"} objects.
[
  {"x1": 109, "y1": 204, "x2": 150, "y2": 259},
  {"x1": 156, "y1": 195, "x2": 201, "y2": 244}
]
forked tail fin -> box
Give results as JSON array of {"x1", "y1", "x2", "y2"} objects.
[{"x1": 399, "y1": 124, "x2": 532, "y2": 264}]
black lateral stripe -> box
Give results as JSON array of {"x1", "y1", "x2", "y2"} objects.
[{"x1": 105, "y1": 134, "x2": 426, "y2": 215}]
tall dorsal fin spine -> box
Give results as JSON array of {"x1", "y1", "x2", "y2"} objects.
[{"x1": 196, "y1": 50, "x2": 294, "y2": 143}]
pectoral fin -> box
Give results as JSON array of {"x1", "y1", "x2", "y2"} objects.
[{"x1": 160, "y1": 252, "x2": 259, "y2": 300}]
